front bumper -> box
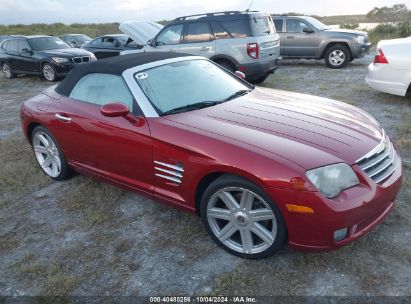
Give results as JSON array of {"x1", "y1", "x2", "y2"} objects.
[
  {"x1": 353, "y1": 42, "x2": 372, "y2": 58},
  {"x1": 266, "y1": 153, "x2": 402, "y2": 251},
  {"x1": 53, "y1": 62, "x2": 75, "y2": 77}
]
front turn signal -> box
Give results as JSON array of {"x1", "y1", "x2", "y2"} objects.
[{"x1": 286, "y1": 204, "x2": 314, "y2": 214}]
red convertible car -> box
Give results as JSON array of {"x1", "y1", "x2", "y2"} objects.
[{"x1": 20, "y1": 53, "x2": 402, "y2": 259}]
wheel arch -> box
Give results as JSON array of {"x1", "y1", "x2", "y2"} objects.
[
  {"x1": 320, "y1": 41, "x2": 353, "y2": 59},
  {"x1": 210, "y1": 54, "x2": 239, "y2": 68},
  {"x1": 27, "y1": 122, "x2": 43, "y2": 144},
  {"x1": 193, "y1": 169, "x2": 268, "y2": 216}
]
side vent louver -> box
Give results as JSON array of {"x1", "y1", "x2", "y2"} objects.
[{"x1": 154, "y1": 161, "x2": 184, "y2": 184}]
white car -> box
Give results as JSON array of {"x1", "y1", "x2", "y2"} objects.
[{"x1": 366, "y1": 37, "x2": 411, "y2": 96}]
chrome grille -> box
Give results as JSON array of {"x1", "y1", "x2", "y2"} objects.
[
  {"x1": 154, "y1": 161, "x2": 183, "y2": 184},
  {"x1": 356, "y1": 136, "x2": 397, "y2": 184},
  {"x1": 72, "y1": 56, "x2": 90, "y2": 64}
]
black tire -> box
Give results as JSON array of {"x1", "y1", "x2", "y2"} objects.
[
  {"x1": 200, "y1": 174, "x2": 287, "y2": 259},
  {"x1": 2, "y1": 62, "x2": 14, "y2": 79},
  {"x1": 31, "y1": 126, "x2": 72, "y2": 181},
  {"x1": 324, "y1": 44, "x2": 351, "y2": 69},
  {"x1": 215, "y1": 60, "x2": 235, "y2": 73},
  {"x1": 42, "y1": 63, "x2": 57, "y2": 82}
]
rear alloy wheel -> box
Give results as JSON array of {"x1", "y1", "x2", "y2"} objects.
[
  {"x1": 2, "y1": 62, "x2": 14, "y2": 79},
  {"x1": 42, "y1": 63, "x2": 57, "y2": 82},
  {"x1": 31, "y1": 126, "x2": 72, "y2": 180},
  {"x1": 325, "y1": 45, "x2": 351, "y2": 69},
  {"x1": 201, "y1": 175, "x2": 286, "y2": 259}
]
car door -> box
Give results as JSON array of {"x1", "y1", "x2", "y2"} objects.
[
  {"x1": 273, "y1": 18, "x2": 286, "y2": 55},
  {"x1": 150, "y1": 24, "x2": 183, "y2": 53},
  {"x1": 5, "y1": 40, "x2": 21, "y2": 71},
  {"x1": 49, "y1": 73, "x2": 154, "y2": 192},
  {"x1": 283, "y1": 18, "x2": 319, "y2": 57},
  {"x1": 17, "y1": 39, "x2": 39, "y2": 73},
  {"x1": 178, "y1": 21, "x2": 215, "y2": 57}
]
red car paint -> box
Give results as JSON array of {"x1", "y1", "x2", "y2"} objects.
[{"x1": 21, "y1": 85, "x2": 402, "y2": 251}]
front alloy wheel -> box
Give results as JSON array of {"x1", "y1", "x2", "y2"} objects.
[
  {"x1": 31, "y1": 126, "x2": 71, "y2": 180},
  {"x1": 325, "y1": 45, "x2": 350, "y2": 69},
  {"x1": 2, "y1": 62, "x2": 14, "y2": 79},
  {"x1": 201, "y1": 175, "x2": 286, "y2": 259},
  {"x1": 42, "y1": 63, "x2": 57, "y2": 81}
]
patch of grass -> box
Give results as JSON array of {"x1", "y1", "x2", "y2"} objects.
[
  {"x1": 57, "y1": 177, "x2": 126, "y2": 227},
  {"x1": 115, "y1": 239, "x2": 134, "y2": 253},
  {"x1": 214, "y1": 266, "x2": 255, "y2": 295},
  {"x1": 0, "y1": 136, "x2": 51, "y2": 197}
]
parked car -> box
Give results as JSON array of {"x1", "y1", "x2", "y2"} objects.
[
  {"x1": 59, "y1": 34, "x2": 92, "y2": 48},
  {"x1": 272, "y1": 15, "x2": 371, "y2": 69},
  {"x1": 366, "y1": 37, "x2": 411, "y2": 96},
  {"x1": 120, "y1": 11, "x2": 281, "y2": 84},
  {"x1": 0, "y1": 35, "x2": 96, "y2": 81},
  {"x1": 81, "y1": 34, "x2": 141, "y2": 59},
  {"x1": 21, "y1": 52, "x2": 402, "y2": 259}
]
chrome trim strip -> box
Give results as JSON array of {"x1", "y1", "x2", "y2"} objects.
[
  {"x1": 356, "y1": 130, "x2": 386, "y2": 163},
  {"x1": 361, "y1": 142, "x2": 392, "y2": 171},
  {"x1": 154, "y1": 161, "x2": 184, "y2": 172},
  {"x1": 155, "y1": 173, "x2": 181, "y2": 183},
  {"x1": 154, "y1": 167, "x2": 183, "y2": 178},
  {"x1": 122, "y1": 56, "x2": 205, "y2": 118},
  {"x1": 368, "y1": 144, "x2": 395, "y2": 178},
  {"x1": 374, "y1": 153, "x2": 397, "y2": 184}
]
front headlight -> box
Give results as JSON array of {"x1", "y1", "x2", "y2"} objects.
[
  {"x1": 52, "y1": 57, "x2": 69, "y2": 63},
  {"x1": 306, "y1": 163, "x2": 359, "y2": 199},
  {"x1": 356, "y1": 35, "x2": 365, "y2": 44}
]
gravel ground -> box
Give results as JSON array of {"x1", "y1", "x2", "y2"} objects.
[{"x1": 0, "y1": 55, "x2": 410, "y2": 297}]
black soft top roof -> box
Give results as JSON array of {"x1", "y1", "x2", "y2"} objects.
[{"x1": 56, "y1": 52, "x2": 192, "y2": 96}]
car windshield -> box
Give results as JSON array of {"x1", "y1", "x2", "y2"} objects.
[
  {"x1": 134, "y1": 59, "x2": 251, "y2": 115},
  {"x1": 74, "y1": 34, "x2": 92, "y2": 43},
  {"x1": 303, "y1": 17, "x2": 330, "y2": 30},
  {"x1": 29, "y1": 37, "x2": 70, "y2": 51},
  {"x1": 251, "y1": 15, "x2": 276, "y2": 36},
  {"x1": 115, "y1": 35, "x2": 129, "y2": 45}
]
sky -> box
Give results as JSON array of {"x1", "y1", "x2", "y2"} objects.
[{"x1": 0, "y1": 0, "x2": 410, "y2": 25}]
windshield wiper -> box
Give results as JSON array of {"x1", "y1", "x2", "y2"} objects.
[
  {"x1": 161, "y1": 101, "x2": 222, "y2": 116},
  {"x1": 223, "y1": 89, "x2": 252, "y2": 102}
]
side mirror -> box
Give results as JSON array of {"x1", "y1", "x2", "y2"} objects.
[
  {"x1": 100, "y1": 103, "x2": 129, "y2": 117},
  {"x1": 149, "y1": 39, "x2": 156, "y2": 47},
  {"x1": 234, "y1": 70, "x2": 246, "y2": 80},
  {"x1": 115, "y1": 42, "x2": 120, "y2": 47},
  {"x1": 303, "y1": 27, "x2": 314, "y2": 33}
]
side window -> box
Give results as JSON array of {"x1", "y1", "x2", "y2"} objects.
[
  {"x1": 101, "y1": 37, "x2": 116, "y2": 47},
  {"x1": 156, "y1": 24, "x2": 183, "y2": 46},
  {"x1": 6, "y1": 40, "x2": 19, "y2": 53},
  {"x1": 91, "y1": 38, "x2": 102, "y2": 45},
  {"x1": 217, "y1": 20, "x2": 251, "y2": 38},
  {"x1": 184, "y1": 22, "x2": 212, "y2": 43},
  {"x1": 69, "y1": 74, "x2": 134, "y2": 110},
  {"x1": 210, "y1": 22, "x2": 230, "y2": 39},
  {"x1": 19, "y1": 40, "x2": 31, "y2": 52},
  {"x1": 286, "y1": 19, "x2": 310, "y2": 33},
  {"x1": 274, "y1": 19, "x2": 283, "y2": 33}
]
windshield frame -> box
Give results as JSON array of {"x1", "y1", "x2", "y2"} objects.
[
  {"x1": 121, "y1": 56, "x2": 253, "y2": 118},
  {"x1": 302, "y1": 17, "x2": 330, "y2": 31},
  {"x1": 28, "y1": 37, "x2": 71, "y2": 51}
]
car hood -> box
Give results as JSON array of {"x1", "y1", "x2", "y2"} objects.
[
  {"x1": 119, "y1": 21, "x2": 163, "y2": 45},
  {"x1": 39, "y1": 48, "x2": 92, "y2": 57},
  {"x1": 325, "y1": 28, "x2": 367, "y2": 36},
  {"x1": 164, "y1": 88, "x2": 384, "y2": 170}
]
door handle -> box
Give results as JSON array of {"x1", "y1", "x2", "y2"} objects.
[
  {"x1": 55, "y1": 113, "x2": 71, "y2": 122},
  {"x1": 286, "y1": 36, "x2": 295, "y2": 39},
  {"x1": 168, "y1": 49, "x2": 176, "y2": 52},
  {"x1": 200, "y1": 47, "x2": 210, "y2": 51}
]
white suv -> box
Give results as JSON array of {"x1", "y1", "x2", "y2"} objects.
[{"x1": 121, "y1": 11, "x2": 281, "y2": 84}]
